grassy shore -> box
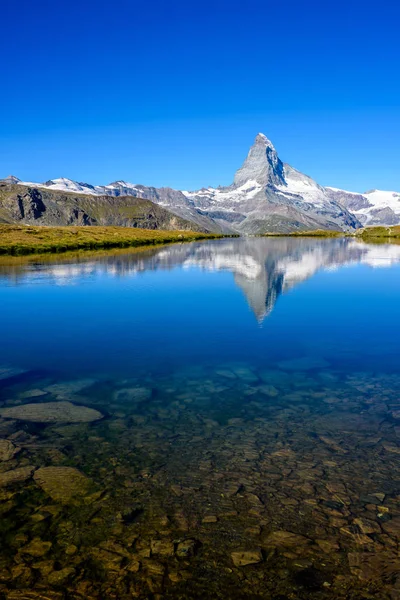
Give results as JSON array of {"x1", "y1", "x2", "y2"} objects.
[
  {"x1": 357, "y1": 225, "x2": 400, "y2": 240},
  {"x1": 0, "y1": 224, "x2": 226, "y2": 256},
  {"x1": 264, "y1": 226, "x2": 400, "y2": 240}
]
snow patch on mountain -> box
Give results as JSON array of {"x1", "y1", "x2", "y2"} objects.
[
  {"x1": 184, "y1": 180, "x2": 263, "y2": 206},
  {"x1": 326, "y1": 187, "x2": 400, "y2": 225}
]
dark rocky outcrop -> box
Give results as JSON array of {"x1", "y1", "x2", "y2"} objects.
[{"x1": 0, "y1": 183, "x2": 209, "y2": 232}]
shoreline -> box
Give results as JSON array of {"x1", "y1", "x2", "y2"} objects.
[
  {"x1": 261, "y1": 225, "x2": 400, "y2": 240},
  {"x1": 0, "y1": 223, "x2": 399, "y2": 258},
  {"x1": 0, "y1": 224, "x2": 230, "y2": 256}
]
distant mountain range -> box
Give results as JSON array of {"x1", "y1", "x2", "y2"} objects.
[{"x1": 1, "y1": 133, "x2": 399, "y2": 233}]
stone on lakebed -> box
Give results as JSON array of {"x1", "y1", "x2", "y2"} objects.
[
  {"x1": 0, "y1": 401, "x2": 103, "y2": 423},
  {"x1": 0, "y1": 439, "x2": 20, "y2": 461},
  {"x1": 43, "y1": 379, "x2": 96, "y2": 396},
  {"x1": 34, "y1": 467, "x2": 93, "y2": 503},
  {"x1": 231, "y1": 549, "x2": 263, "y2": 567},
  {"x1": 0, "y1": 466, "x2": 35, "y2": 487}
]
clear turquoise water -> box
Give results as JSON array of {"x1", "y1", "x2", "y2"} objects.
[{"x1": 0, "y1": 237, "x2": 400, "y2": 599}]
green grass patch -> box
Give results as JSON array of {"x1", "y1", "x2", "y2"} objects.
[
  {"x1": 357, "y1": 225, "x2": 400, "y2": 239},
  {"x1": 0, "y1": 224, "x2": 226, "y2": 256}
]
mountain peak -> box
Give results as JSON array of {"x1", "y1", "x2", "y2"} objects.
[
  {"x1": 1, "y1": 175, "x2": 20, "y2": 184},
  {"x1": 255, "y1": 132, "x2": 275, "y2": 148},
  {"x1": 233, "y1": 133, "x2": 285, "y2": 187}
]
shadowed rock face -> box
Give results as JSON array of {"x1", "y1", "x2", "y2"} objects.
[
  {"x1": 0, "y1": 184, "x2": 209, "y2": 232},
  {"x1": 326, "y1": 188, "x2": 373, "y2": 212}
]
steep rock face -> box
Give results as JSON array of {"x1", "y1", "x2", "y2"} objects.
[
  {"x1": 0, "y1": 184, "x2": 207, "y2": 232},
  {"x1": 233, "y1": 133, "x2": 285, "y2": 187}
]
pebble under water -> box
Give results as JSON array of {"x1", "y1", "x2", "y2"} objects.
[{"x1": 0, "y1": 237, "x2": 399, "y2": 600}]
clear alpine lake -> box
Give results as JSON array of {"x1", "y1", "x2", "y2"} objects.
[{"x1": 0, "y1": 236, "x2": 400, "y2": 599}]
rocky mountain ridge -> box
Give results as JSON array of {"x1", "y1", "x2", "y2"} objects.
[
  {"x1": 0, "y1": 183, "x2": 206, "y2": 232},
  {"x1": 2, "y1": 133, "x2": 398, "y2": 232},
  {"x1": 326, "y1": 187, "x2": 400, "y2": 226}
]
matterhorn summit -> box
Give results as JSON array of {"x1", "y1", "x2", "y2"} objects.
[
  {"x1": 233, "y1": 133, "x2": 285, "y2": 187},
  {"x1": 183, "y1": 133, "x2": 360, "y2": 233}
]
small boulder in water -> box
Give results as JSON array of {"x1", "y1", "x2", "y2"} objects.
[
  {"x1": 0, "y1": 439, "x2": 20, "y2": 461},
  {"x1": 34, "y1": 466, "x2": 93, "y2": 503},
  {"x1": 43, "y1": 379, "x2": 96, "y2": 397},
  {"x1": 0, "y1": 401, "x2": 103, "y2": 423},
  {"x1": 19, "y1": 389, "x2": 48, "y2": 399},
  {"x1": 0, "y1": 466, "x2": 35, "y2": 487},
  {"x1": 231, "y1": 549, "x2": 263, "y2": 567}
]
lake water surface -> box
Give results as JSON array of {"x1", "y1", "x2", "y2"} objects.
[{"x1": 0, "y1": 237, "x2": 400, "y2": 599}]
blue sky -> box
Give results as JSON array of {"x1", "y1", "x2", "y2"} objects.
[{"x1": 1, "y1": 0, "x2": 399, "y2": 192}]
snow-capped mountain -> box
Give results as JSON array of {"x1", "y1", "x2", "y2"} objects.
[
  {"x1": 5, "y1": 132, "x2": 398, "y2": 233},
  {"x1": 326, "y1": 187, "x2": 400, "y2": 226},
  {"x1": 182, "y1": 134, "x2": 360, "y2": 233}
]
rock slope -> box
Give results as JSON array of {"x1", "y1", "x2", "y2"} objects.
[{"x1": 0, "y1": 183, "x2": 210, "y2": 232}]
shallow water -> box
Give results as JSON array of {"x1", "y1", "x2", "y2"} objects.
[{"x1": 0, "y1": 237, "x2": 399, "y2": 599}]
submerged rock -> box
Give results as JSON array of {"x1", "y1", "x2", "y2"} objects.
[
  {"x1": 6, "y1": 591, "x2": 64, "y2": 599},
  {"x1": 114, "y1": 387, "x2": 152, "y2": 403},
  {"x1": 230, "y1": 366, "x2": 259, "y2": 382},
  {"x1": 33, "y1": 467, "x2": 92, "y2": 503},
  {"x1": 150, "y1": 539, "x2": 174, "y2": 557},
  {"x1": 19, "y1": 389, "x2": 48, "y2": 399},
  {"x1": 47, "y1": 567, "x2": 75, "y2": 586},
  {"x1": 176, "y1": 539, "x2": 197, "y2": 559},
  {"x1": 43, "y1": 379, "x2": 96, "y2": 396},
  {"x1": 258, "y1": 384, "x2": 279, "y2": 397},
  {"x1": 0, "y1": 366, "x2": 26, "y2": 381},
  {"x1": 231, "y1": 549, "x2": 263, "y2": 567},
  {"x1": 215, "y1": 369, "x2": 237, "y2": 379},
  {"x1": 263, "y1": 530, "x2": 310, "y2": 549},
  {"x1": 0, "y1": 439, "x2": 20, "y2": 461},
  {"x1": 202, "y1": 515, "x2": 218, "y2": 523},
  {"x1": 0, "y1": 401, "x2": 103, "y2": 423},
  {"x1": 0, "y1": 466, "x2": 35, "y2": 487},
  {"x1": 382, "y1": 518, "x2": 400, "y2": 540},
  {"x1": 21, "y1": 538, "x2": 52, "y2": 558}
]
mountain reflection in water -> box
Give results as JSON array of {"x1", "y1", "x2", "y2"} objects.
[{"x1": 2, "y1": 237, "x2": 400, "y2": 322}]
